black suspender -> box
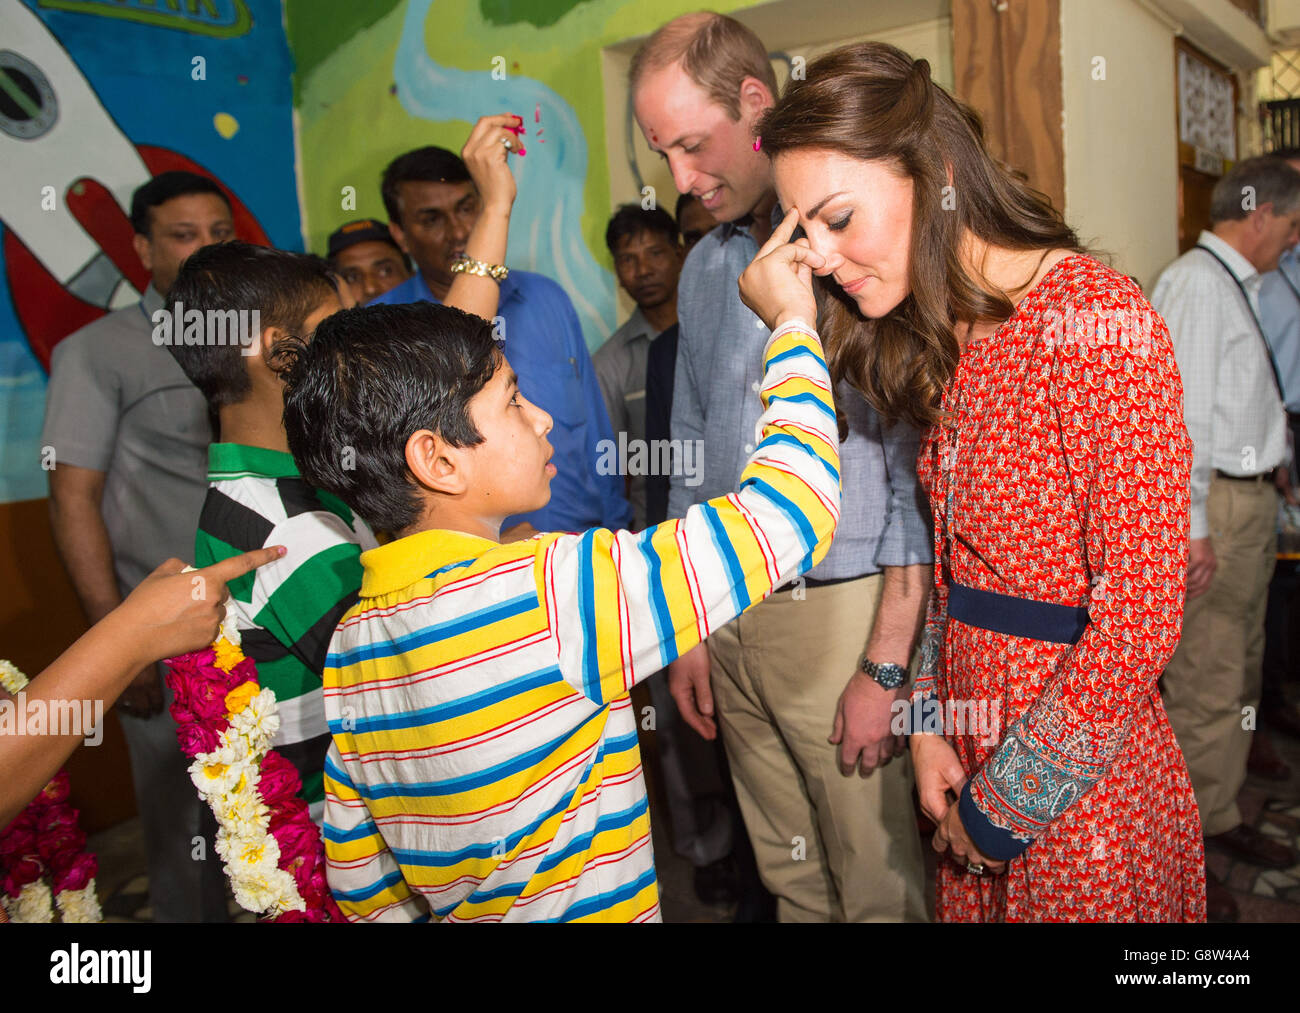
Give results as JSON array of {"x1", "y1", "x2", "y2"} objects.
[{"x1": 1195, "y1": 243, "x2": 1286, "y2": 401}]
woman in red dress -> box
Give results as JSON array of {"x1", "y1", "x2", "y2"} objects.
[{"x1": 755, "y1": 42, "x2": 1205, "y2": 921}]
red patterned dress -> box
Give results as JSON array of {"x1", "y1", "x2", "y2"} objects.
[{"x1": 912, "y1": 255, "x2": 1207, "y2": 921}]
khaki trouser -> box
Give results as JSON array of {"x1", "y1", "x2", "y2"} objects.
[
  {"x1": 708, "y1": 575, "x2": 928, "y2": 922},
  {"x1": 1163, "y1": 475, "x2": 1278, "y2": 837}
]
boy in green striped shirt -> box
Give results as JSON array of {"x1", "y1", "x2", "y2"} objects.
[{"x1": 167, "y1": 243, "x2": 376, "y2": 818}]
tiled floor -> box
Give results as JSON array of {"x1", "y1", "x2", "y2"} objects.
[
  {"x1": 86, "y1": 724, "x2": 1300, "y2": 924},
  {"x1": 1207, "y1": 722, "x2": 1300, "y2": 922}
]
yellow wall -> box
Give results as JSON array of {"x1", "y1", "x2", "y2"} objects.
[{"x1": 1061, "y1": 0, "x2": 1180, "y2": 289}]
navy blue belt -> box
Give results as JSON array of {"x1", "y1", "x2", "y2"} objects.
[{"x1": 947, "y1": 581, "x2": 1089, "y2": 645}]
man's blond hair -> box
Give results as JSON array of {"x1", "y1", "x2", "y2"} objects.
[{"x1": 629, "y1": 12, "x2": 778, "y2": 121}]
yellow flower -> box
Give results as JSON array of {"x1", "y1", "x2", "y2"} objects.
[
  {"x1": 213, "y1": 636, "x2": 244, "y2": 671},
  {"x1": 225, "y1": 680, "x2": 259, "y2": 715}
]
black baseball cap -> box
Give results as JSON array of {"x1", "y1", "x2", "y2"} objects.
[{"x1": 327, "y1": 218, "x2": 400, "y2": 259}]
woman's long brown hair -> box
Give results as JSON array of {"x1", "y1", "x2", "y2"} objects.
[{"x1": 758, "y1": 42, "x2": 1083, "y2": 429}]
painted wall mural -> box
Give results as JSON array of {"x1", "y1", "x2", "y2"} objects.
[
  {"x1": 1, "y1": 0, "x2": 758, "y2": 505},
  {"x1": 290, "y1": 0, "x2": 753, "y2": 349},
  {"x1": 0, "y1": 0, "x2": 301, "y2": 504}
]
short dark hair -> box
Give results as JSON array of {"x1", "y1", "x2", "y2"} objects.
[
  {"x1": 130, "y1": 171, "x2": 232, "y2": 236},
  {"x1": 381, "y1": 147, "x2": 472, "y2": 225},
  {"x1": 166, "y1": 241, "x2": 338, "y2": 409},
  {"x1": 1210, "y1": 155, "x2": 1300, "y2": 224},
  {"x1": 278, "y1": 302, "x2": 499, "y2": 534},
  {"x1": 1272, "y1": 146, "x2": 1300, "y2": 161},
  {"x1": 675, "y1": 191, "x2": 701, "y2": 222},
  {"x1": 605, "y1": 203, "x2": 678, "y2": 255}
]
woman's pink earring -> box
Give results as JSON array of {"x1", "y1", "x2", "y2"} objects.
[{"x1": 753, "y1": 136, "x2": 762, "y2": 152}]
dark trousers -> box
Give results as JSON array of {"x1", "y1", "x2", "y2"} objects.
[{"x1": 1263, "y1": 414, "x2": 1300, "y2": 714}]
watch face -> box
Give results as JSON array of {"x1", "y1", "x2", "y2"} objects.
[{"x1": 866, "y1": 661, "x2": 905, "y2": 689}]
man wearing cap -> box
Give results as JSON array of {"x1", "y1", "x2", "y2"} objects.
[{"x1": 326, "y1": 218, "x2": 412, "y2": 305}]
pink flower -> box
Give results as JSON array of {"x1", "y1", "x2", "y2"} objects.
[
  {"x1": 166, "y1": 649, "x2": 215, "y2": 698},
  {"x1": 168, "y1": 647, "x2": 216, "y2": 675},
  {"x1": 165, "y1": 669, "x2": 191, "y2": 706},
  {"x1": 187, "y1": 678, "x2": 232, "y2": 724},
  {"x1": 169, "y1": 698, "x2": 197, "y2": 727},
  {"x1": 37, "y1": 825, "x2": 85, "y2": 866},
  {"x1": 271, "y1": 820, "x2": 318, "y2": 886},
  {"x1": 257, "y1": 753, "x2": 301, "y2": 807},
  {"x1": 176, "y1": 721, "x2": 221, "y2": 758},
  {"x1": 4, "y1": 856, "x2": 44, "y2": 893},
  {"x1": 51, "y1": 852, "x2": 97, "y2": 893},
  {"x1": 0, "y1": 821, "x2": 37, "y2": 858},
  {"x1": 36, "y1": 804, "x2": 76, "y2": 835},
  {"x1": 278, "y1": 869, "x2": 341, "y2": 922},
  {"x1": 39, "y1": 772, "x2": 71, "y2": 805},
  {"x1": 268, "y1": 802, "x2": 310, "y2": 841},
  {"x1": 227, "y1": 656, "x2": 259, "y2": 691}
]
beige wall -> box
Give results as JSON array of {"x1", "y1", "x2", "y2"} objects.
[{"x1": 1061, "y1": 0, "x2": 1179, "y2": 290}]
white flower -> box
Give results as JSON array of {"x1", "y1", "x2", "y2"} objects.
[
  {"x1": 0, "y1": 658, "x2": 28, "y2": 695},
  {"x1": 218, "y1": 782, "x2": 269, "y2": 832},
  {"x1": 229, "y1": 689, "x2": 281, "y2": 754},
  {"x1": 8, "y1": 880, "x2": 54, "y2": 922},
  {"x1": 267, "y1": 878, "x2": 309, "y2": 916},
  {"x1": 233, "y1": 866, "x2": 298, "y2": 915},
  {"x1": 231, "y1": 687, "x2": 279, "y2": 730},
  {"x1": 189, "y1": 752, "x2": 253, "y2": 799},
  {"x1": 219, "y1": 613, "x2": 242, "y2": 649},
  {"x1": 213, "y1": 726, "x2": 252, "y2": 762},
  {"x1": 235, "y1": 831, "x2": 281, "y2": 870},
  {"x1": 55, "y1": 882, "x2": 102, "y2": 923}
]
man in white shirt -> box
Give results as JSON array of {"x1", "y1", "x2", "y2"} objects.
[
  {"x1": 1255, "y1": 149, "x2": 1300, "y2": 753},
  {"x1": 1152, "y1": 156, "x2": 1300, "y2": 919}
]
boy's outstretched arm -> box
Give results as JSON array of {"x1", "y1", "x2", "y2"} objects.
[
  {"x1": 543, "y1": 318, "x2": 840, "y2": 705},
  {"x1": 543, "y1": 208, "x2": 840, "y2": 706}
]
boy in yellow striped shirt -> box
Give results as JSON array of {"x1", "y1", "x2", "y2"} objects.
[{"x1": 279, "y1": 210, "x2": 841, "y2": 921}]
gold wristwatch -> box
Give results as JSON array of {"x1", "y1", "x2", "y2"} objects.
[{"x1": 449, "y1": 255, "x2": 509, "y2": 282}]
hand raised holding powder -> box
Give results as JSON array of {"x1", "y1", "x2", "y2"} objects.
[{"x1": 460, "y1": 113, "x2": 522, "y2": 215}]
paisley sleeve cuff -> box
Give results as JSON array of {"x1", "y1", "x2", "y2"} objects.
[{"x1": 958, "y1": 777, "x2": 1031, "y2": 862}]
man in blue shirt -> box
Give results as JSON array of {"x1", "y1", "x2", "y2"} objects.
[
  {"x1": 631, "y1": 13, "x2": 929, "y2": 922},
  {"x1": 372, "y1": 145, "x2": 631, "y2": 537},
  {"x1": 1255, "y1": 148, "x2": 1300, "y2": 751}
]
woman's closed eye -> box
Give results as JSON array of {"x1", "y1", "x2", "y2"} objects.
[{"x1": 827, "y1": 212, "x2": 853, "y2": 232}]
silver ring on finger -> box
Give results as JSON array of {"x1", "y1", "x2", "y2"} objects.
[
  {"x1": 501, "y1": 137, "x2": 513, "y2": 150},
  {"x1": 966, "y1": 861, "x2": 985, "y2": 876}
]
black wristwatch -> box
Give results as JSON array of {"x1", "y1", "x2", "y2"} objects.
[{"x1": 859, "y1": 655, "x2": 907, "y2": 690}]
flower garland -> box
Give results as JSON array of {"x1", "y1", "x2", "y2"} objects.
[
  {"x1": 0, "y1": 661, "x2": 102, "y2": 924},
  {"x1": 164, "y1": 607, "x2": 344, "y2": 922}
]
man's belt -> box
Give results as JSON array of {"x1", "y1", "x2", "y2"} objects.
[{"x1": 1214, "y1": 468, "x2": 1271, "y2": 484}]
